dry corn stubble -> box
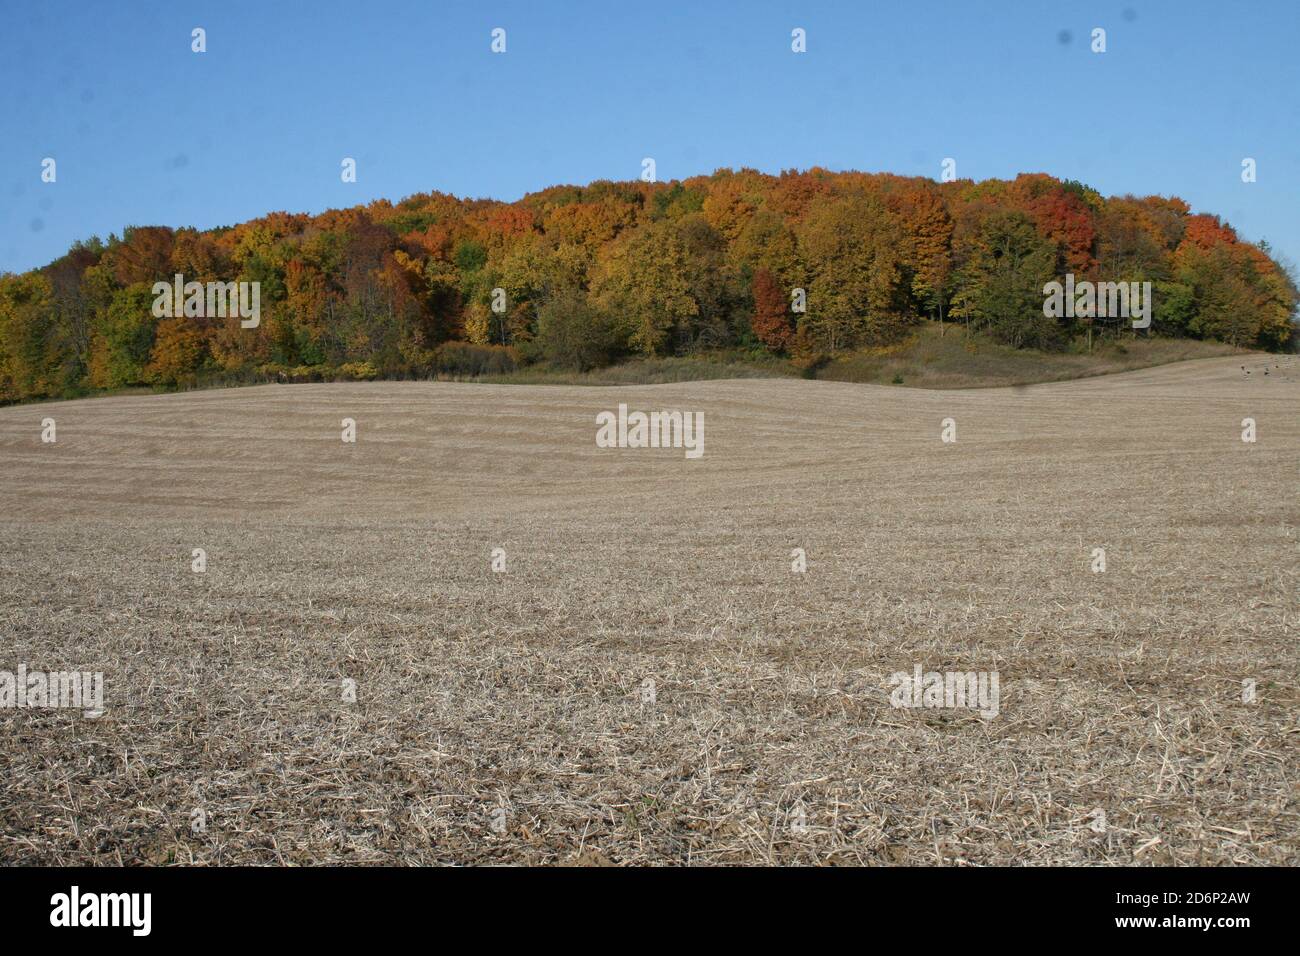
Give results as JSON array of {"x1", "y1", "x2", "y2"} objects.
[{"x1": 0, "y1": 355, "x2": 1295, "y2": 865}]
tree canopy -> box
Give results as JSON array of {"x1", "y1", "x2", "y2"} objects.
[{"x1": 2, "y1": 168, "x2": 1295, "y2": 403}]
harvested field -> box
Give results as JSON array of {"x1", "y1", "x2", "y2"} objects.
[{"x1": 0, "y1": 354, "x2": 1296, "y2": 865}]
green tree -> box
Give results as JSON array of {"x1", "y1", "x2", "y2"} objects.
[
  {"x1": 951, "y1": 210, "x2": 1060, "y2": 349},
  {"x1": 535, "y1": 288, "x2": 616, "y2": 370},
  {"x1": 94, "y1": 283, "x2": 158, "y2": 387}
]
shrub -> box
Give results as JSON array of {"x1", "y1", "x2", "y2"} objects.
[
  {"x1": 433, "y1": 341, "x2": 519, "y2": 376},
  {"x1": 288, "y1": 365, "x2": 324, "y2": 383},
  {"x1": 535, "y1": 289, "x2": 617, "y2": 371},
  {"x1": 337, "y1": 361, "x2": 379, "y2": 381}
]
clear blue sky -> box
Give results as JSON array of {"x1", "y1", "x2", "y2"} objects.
[{"x1": 2, "y1": 0, "x2": 1297, "y2": 274}]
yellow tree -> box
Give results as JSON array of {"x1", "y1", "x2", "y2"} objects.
[
  {"x1": 591, "y1": 222, "x2": 698, "y2": 355},
  {"x1": 795, "y1": 195, "x2": 911, "y2": 353},
  {"x1": 145, "y1": 317, "x2": 206, "y2": 386}
]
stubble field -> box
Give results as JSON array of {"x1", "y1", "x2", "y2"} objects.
[{"x1": 0, "y1": 354, "x2": 1296, "y2": 865}]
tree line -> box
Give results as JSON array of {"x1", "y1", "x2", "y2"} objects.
[{"x1": 1, "y1": 168, "x2": 1295, "y2": 402}]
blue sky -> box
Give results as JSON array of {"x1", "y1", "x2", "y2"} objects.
[{"x1": 2, "y1": 0, "x2": 1297, "y2": 274}]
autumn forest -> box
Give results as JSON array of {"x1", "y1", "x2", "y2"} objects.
[{"x1": 1, "y1": 167, "x2": 1295, "y2": 403}]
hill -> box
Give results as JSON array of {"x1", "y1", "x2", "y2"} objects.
[{"x1": 2, "y1": 169, "x2": 1296, "y2": 406}]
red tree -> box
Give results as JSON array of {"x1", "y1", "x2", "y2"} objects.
[{"x1": 751, "y1": 268, "x2": 793, "y2": 352}]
